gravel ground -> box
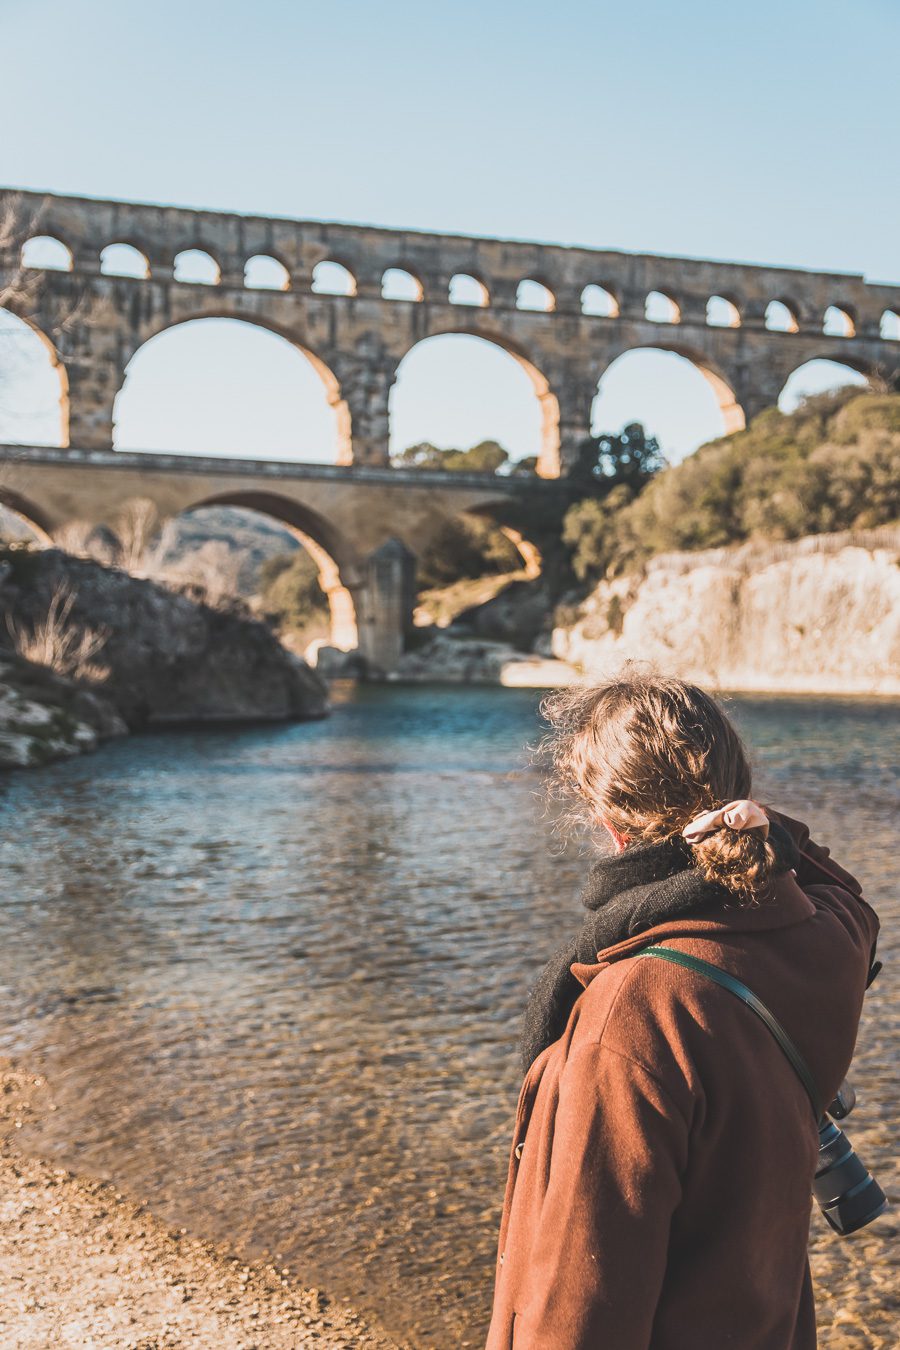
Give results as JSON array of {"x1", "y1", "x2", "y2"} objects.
[{"x1": 0, "y1": 1061, "x2": 404, "y2": 1350}]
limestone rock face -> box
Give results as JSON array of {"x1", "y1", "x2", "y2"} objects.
[
  {"x1": 0, "y1": 652, "x2": 127, "y2": 769},
  {"x1": 552, "y1": 529, "x2": 900, "y2": 696},
  {"x1": 2, "y1": 550, "x2": 329, "y2": 729}
]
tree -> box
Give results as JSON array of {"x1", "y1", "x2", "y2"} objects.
[
  {"x1": 258, "y1": 551, "x2": 329, "y2": 634},
  {"x1": 391, "y1": 439, "x2": 511, "y2": 473},
  {"x1": 443, "y1": 439, "x2": 509, "y2": 473},
  {"x1": 562, "y1": 484, "x2": 635, "y2": 582},
  {"x1": 568, "y1": 423, "x2": 666, "y2": 496}
]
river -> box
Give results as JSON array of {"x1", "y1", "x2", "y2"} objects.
[{"x1": 1, "y1": 685, "x2": 897, "y2": 1347}]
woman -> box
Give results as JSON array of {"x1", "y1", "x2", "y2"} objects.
[{"x1": 486, "y1": 674, "x2": 880, "y2": 1350}]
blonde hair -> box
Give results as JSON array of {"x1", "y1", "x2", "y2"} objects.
[{"x1": 540, "y1": 672, "x2": 775, "y2": 901}]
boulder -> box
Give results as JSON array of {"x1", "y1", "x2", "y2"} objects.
[
  {"x1": 0, "y1": 651, "x2": 127, "y2": 769},
  {"x1": 2, "y1": 549, "x2": 328, "y2": 728}
]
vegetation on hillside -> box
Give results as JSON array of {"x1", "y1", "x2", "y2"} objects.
[
  {"x1": 392, "y1": 439, "x2": 537, "y2": 475},
  {"x1": 257, "y1": 551, "x2": 329, "y2": 636},
  {"x1": 562, "y1": 389, "x2": 900, "y2": 584}
]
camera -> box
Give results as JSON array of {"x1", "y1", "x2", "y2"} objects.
[{"x1": 813, "y1": 1081, "x2": 888, "y2": 1237}]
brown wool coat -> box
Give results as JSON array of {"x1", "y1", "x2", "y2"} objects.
[{"x1": 485, "y1": 813, "x2": 880, "y2": 1350}]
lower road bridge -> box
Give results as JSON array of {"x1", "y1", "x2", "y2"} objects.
[{"x1": 0, "y1": 445, "x2": 560, "y2": 670}]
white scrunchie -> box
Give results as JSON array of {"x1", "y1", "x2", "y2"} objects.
[{"x1": 682, "y1": 799, "x2": 769, "y2": 844}]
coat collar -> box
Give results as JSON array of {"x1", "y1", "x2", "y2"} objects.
[{"x1": 570, "y1": 871, "x2": 816, "y2": 989}]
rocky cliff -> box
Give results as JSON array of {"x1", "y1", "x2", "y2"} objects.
[
  {"x1": 551, "y1": 528, "x2": 900, "y2": 696},
  {"x1": 1, "y1": 549, "x2": 328, "y2": 767}
]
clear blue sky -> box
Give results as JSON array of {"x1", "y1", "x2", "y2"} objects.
[{"x1": 2, "y1": 0, "x2": 897, "y2": 462}]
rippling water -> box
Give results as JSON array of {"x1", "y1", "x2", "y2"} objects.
[{"x1": 1, "y1": 686, "x2": 897, "y2": 1347}]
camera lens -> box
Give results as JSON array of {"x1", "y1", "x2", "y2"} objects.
[{"x1": 814, "y1": 1121, "x2": 889, "y2": 1237}]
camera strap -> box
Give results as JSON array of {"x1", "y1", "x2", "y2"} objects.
[{"x1": 636, "y1": 945, "x2": 824, "y2": 1121}]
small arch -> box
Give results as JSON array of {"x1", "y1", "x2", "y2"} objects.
[
  {"x1": 765, "y1": 300, "x2": 799, "y2": 333},
  {"x1": 516, "y1": 279, "x2": 555, "y2": 313},
  {"x1": 244, "y1": 254, "x2": 290, "y2": 291},
  {"x1": 449, "y1": 273, "x2": 489, "y2": 307},
  {"x1": 21, "y1": 235, "x2": 73, "y2": 271},
  {"x1": 881, "y1": 309, "x2": 900, "y2": 341},
  {"x1": 311, "y1": 260, "x2": 357, "y2": 296},
  {"x1": 100, "y1": 243, "x2": 150, "y2": 279},
  {"x1": 823, "y1": 305, "x2": 856, "y2": 338},
  {"x1": 173, "y1": 249, "x2": 221, "y2": 285},
  {"x1": 645, "y1": 291, "x2": 680, "y2": 324},
  {"x1": 706, "y1": 295, "x2": 741, "y2": 328},
  {"x1": 581, "y1": 284, "x2": 619, "y2": 318},
  {"x1": 382, "y1": 268, "x2": 423, "y2": 302}
]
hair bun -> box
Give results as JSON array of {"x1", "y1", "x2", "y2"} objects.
[{"x1": 691, "y1": 825, "x2": 775, "y2": 901}]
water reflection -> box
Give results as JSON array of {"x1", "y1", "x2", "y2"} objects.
[{"x1": 1, "y1": 686, "x2": 897, "y2": 1347}]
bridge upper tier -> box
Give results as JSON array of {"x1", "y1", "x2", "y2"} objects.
[{"x1": 3, "y1": 188, "x2": 899, "y2": 474}]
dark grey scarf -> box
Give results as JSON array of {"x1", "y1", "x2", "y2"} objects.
[{"x1": 519, "y1": 822, "x2": 798, "y2": 1072}]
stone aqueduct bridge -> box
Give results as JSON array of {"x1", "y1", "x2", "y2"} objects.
[
  {"x1": 3, "y1": 189, "x2": 900, "y2": 471},
  {"x1": 1, "y1": 189, "x2": 899, "y2": 669}
]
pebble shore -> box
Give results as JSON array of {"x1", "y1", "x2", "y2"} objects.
[{"x1": 0, "y1": 1061, "x2": 404, "y2": 1350}]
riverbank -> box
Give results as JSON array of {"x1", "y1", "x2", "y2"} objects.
[{"x1": 0, "y1": 1060, "x2": 402, "y2": 1350}]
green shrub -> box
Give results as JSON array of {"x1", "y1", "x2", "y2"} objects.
[{"x1": 258, "y1": 551, "x2": 329, "y2": 632}]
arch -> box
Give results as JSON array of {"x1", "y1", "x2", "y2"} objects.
[
  {"x1": 0, "y1": 489, "x2": 53, "y2": 544},
  {"x1": 112, "y1": 316, "x2": 351, "y2": 464},
  {"x1": 244, "y1": 254, "x2": 290, "y2": 290},
  {"x1": 823, "y1": 305, "x2": 856, "y2": 338},
  {"x1": 581, "y1": 284, "x2": 619, "y2": 318},
  {"x1": 173, "y1": 249, "x2": 220, "y2": 285},
  {"x1": 645, "y1": 291, "x2": 680, "y2": 324},
  {"x1": 592, "y1": 344, "x2": 745, "y2": 461},
  {"x1": 382, "y1": 268, "x2": 423, "y2": 302},
  {"x1": 706, "y1": 295, "x2": 741, "y2": 328},
  {"x1": 21, "y1": 235, "x2": 72, "y2": 271},
  {"x1": 100, "y1": 243, "x2": 150, "y2": 278},
  {"x1": 516, "y1": 279, "x2": 555, "y2": 313},
  {"x1": 765, "y1": 300, "x2": 799, "y2": 333},
  {"x1": 449, "y1": 273, "x2": 489, "y2": 307},
  {"x1": 881, "y1": 310, "x2": 900, "y2": 341},
  {"x1": 183, "y1": 491, "x2": 360, "y2": 650},
  {"x1": 0, "y1": 307, "x2": 69, "y2": 446},
  {"x1": 778, "y1": 358, "x2": 870, "y2": 413},
  {"x1": 388, "y1": 329, "x2": 560, "y2": 477},
  {"x1": 311, "y1": 260, "x2": 356, "y2": 296}
]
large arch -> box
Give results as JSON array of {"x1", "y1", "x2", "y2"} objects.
[
  {"x1": 388, "y1": 328, "x2": 560, "y2": 477},
  {"x1": 112, "y1": 316, "x2": 351, "y2": 464},
  {"x1": 180, "y1": 490, "x2": 361, "y2": 651},
  {"x1": 0, "y1": 307, "x2": 69, "y2": 446},
  {"x1": 592, "y1": 345, "x2": 744, "y2": 461},
  {"x1": 778, "y1": 357, "x2": 871, "y2": 412}
]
